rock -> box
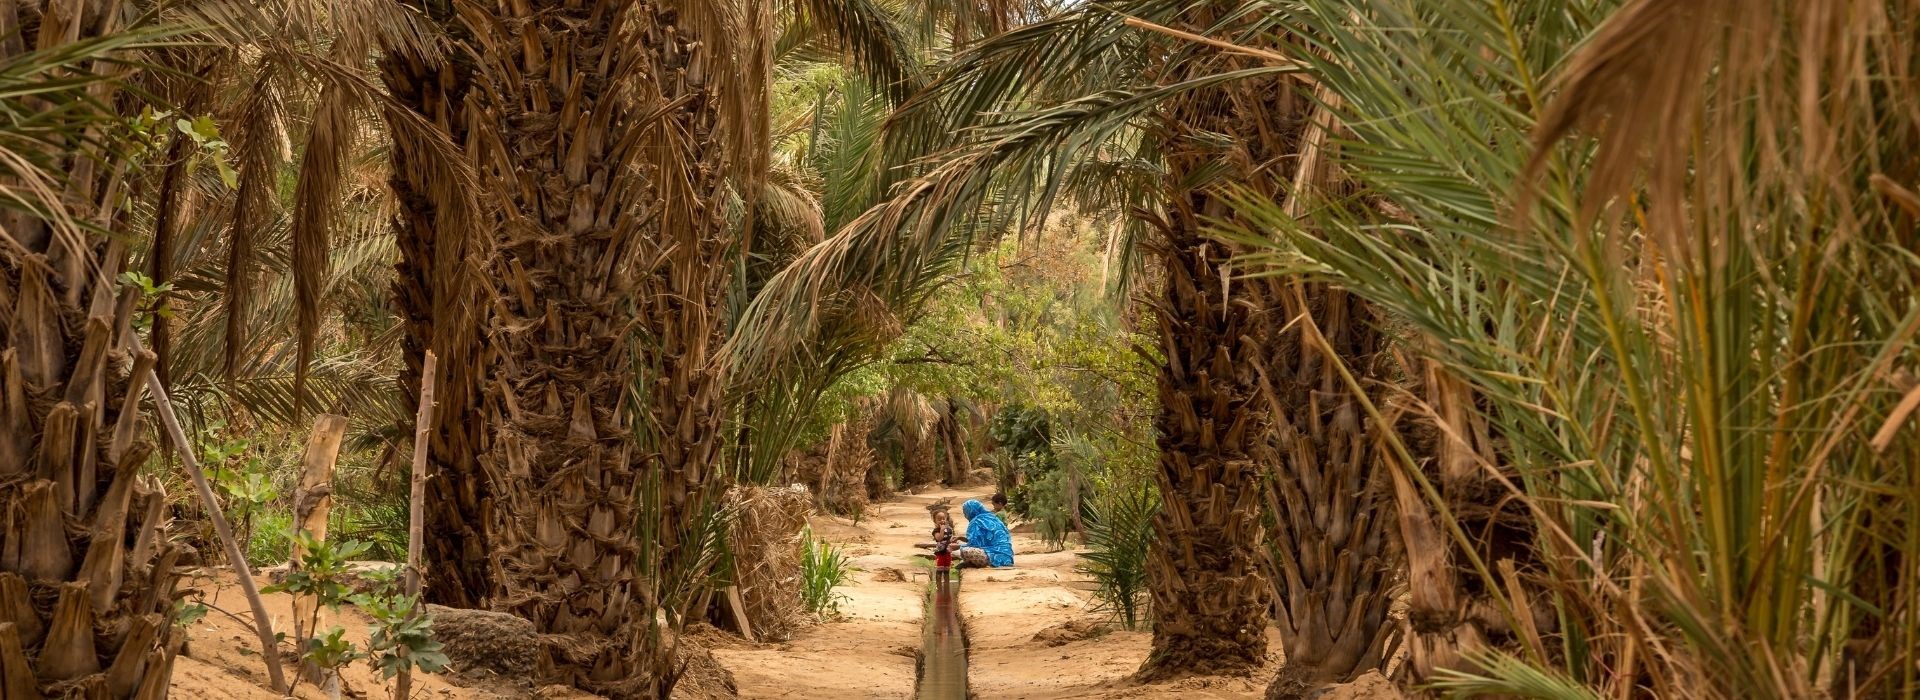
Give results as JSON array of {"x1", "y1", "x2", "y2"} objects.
[
  {"x1": 425, "y1": 604, "x2": 538, "y2": 679},
  {"x1": 870, "y1": 567, "x2": 905, "y2": 583}
]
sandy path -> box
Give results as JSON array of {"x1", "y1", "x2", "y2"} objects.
[
  {"x1": 711, "y1": 488, "x2": 971, "y2": 698},
  {"x1": 714, "y1": 486, "x2": 1295, "y2": 700},
  {"x1": 960, "y1": 506, "x2": 1279, "y2": 700}
]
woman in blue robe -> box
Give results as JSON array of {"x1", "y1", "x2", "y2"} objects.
[{"x1": 958, "y1": 499, "x2": 1015, "y2": 567}]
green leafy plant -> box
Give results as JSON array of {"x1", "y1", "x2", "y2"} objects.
[
  {"x1": 173, "y1": 113, "x2": 239, "y2": 188},
  {"x1": 171, "y1": 600, "x2": 208, "y2": 629},
  {"x1": 264, "y1": 534, "x2": 372, "y2": 691},
  {"x1": 355, "y1": 590, "x2": 450, "y2": 680},
  {"x1": 246, "y1": 511, "x2": 294, "y2": 565},
  {"x1": 265, "y1": 532, "x2": 371, "y2": 608},
  {"x1": 1077, "y1": 483, "x2": 1156, "y2": 630},
  {"x1": 267, "y1": 534, "x2": 446, "y2": 693},
  {"x1": 117, "y1": 270, "x2": 174, "y2": 331},
  {"x1": 798, "y1": 525, "x2": 853, "y2": 616},
  {"x1": 301, "y1": 626, "x2": 364, "y2": 676}
]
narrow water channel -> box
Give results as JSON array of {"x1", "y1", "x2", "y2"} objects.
[{"x1": 916, "y1": 569, "x2": 968, "y2": 699}]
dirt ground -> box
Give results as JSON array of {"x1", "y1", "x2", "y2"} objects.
[
  {"x1": 172, "y1": 487, "x2": 1399, "y2": 699},
  {"x1": 711, "y1": 486, "x2": 1395, "y2": 700},
  {"x1": 169, "y1": 568, "x2": 511, "y2": 699}
]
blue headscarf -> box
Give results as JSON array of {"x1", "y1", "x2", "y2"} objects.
[{"x1": 961, "y1": 499, "x2": 1014, "y2": 567}]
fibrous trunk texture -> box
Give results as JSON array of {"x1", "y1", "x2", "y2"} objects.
[
  {"x1": 1137, "y1": 208, "x2": 1273, "y2": 680},
  {"x1": 461, "y1": 0, "x2": 737, "y2": 694},
  {"x1": 1, "y1": 5, "x2": 184, "y2": 697},
  {"x1": 1134, "y1": 6, "x2": 1300, "y2": 680},
  {"x1": 1395, "y1": 364, "x2": 1540, "y2": 682},
  {"x1": 378, "y1": 34, "x2": 497, "y2": 609},
  {"x1": 1259, "y1": 285, "x2": 1399, "y2": 696}
]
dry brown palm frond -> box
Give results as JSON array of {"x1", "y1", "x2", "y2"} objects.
[
  {"x1": 290, "y1": 47, "x2": 359, "y2": 414},
  {"x1": 176, "y1": 0, "x2": 444, "y2": 65},
  {"x1": 724, "y1": 485, "x2": 813, "y2": 641},
  {"x1": 223, "y1": 63, "x2": 286, "y2": 385}
]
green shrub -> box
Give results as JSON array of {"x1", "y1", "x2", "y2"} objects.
[
  {"x1": 1023, "y1": 467, "x2": 1075, "y2": 551},
  {"x1": 247, "y1": 510, "x2": 294, "y2": 566},
  {"x1": 1077, "y1": 483, "x2": 1156, "y2": 630},
  {"x1": 798, "y1": 525, "x2": 852, "y2": 616}
]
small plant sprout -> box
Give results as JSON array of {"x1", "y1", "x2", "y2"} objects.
[
  {"x1": 798, "y1": 525, "x2": 853, "y2": 616},
  {"x1": 267, "y1": 537, "x2": 447, "y2": 695}
]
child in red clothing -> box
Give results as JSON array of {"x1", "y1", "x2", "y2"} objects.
[{"x1": 930, "y1": 509, "x2": 957, "y2": 571}]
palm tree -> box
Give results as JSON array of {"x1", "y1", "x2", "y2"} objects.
[
  {"x1": 1231, "y1": 0, "x2": 1920, "y2": 696},
  {"x1": 0, "y1": 16, "x2": 196, "y2": 699},
  {"x1": 373, "y1": 0, "x2": 924, "y2": 691},
  {"x1": 371, "y1": 0, "x2": 500, "y2": 608},
  {"x1": 733, "y1": 0, "x2": 1406, "y2": 686}
]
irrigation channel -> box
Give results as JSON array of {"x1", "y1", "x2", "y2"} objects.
[{"x1": 916, "y1": 567, "x2": 969, "y2": 698}]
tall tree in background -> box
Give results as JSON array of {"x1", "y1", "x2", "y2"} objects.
[{"x1": 377, "y1": 0, "x2": 495, "y2": 610}]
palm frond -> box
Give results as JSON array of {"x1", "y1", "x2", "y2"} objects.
[
  {"x1": 290, "y1": 48, "x2": 360, "y2": 414},
  {"x1": 786, "y1": 0, "x2": 925, "y2": 102}
]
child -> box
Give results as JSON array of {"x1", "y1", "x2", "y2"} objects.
[{"x1": 930, "y1": 509, "x2": 957, "y2": 571}]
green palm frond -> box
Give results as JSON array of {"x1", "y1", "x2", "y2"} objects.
[
  {"x1": 0, "y1": 26, "x2": 194, "y2": 259},
  {"x1": 786, "y1": 0, "x2": 926, "y2": 102},
  {"x1": 1222, "y1": 0, "x2": 1920, "y2": 694}
]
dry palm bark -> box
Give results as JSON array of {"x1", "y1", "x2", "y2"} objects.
[
  {"x1": 1134, "y1": 14, "x2": 1301, "y2": 679},
  {"x1": 1137, "y1": 10, "x2": 1404, "y2": 688},
  {"x1": 1256, "y1": 285, "x2": 1399, "y2": 695},
  {"x1": 451, "y1": 0, "x2": 744, "y2": 693},
  {"x1": 378, "y1": 26, "x2": 498, "y2": 608},
  {"x1": 1393, "y1": 364, "x2": 1540, "y2": 682},
  {"x1": 0, "y1": 3, "x2": 185, "y2": 696},
  {"x1": 1252, "y1": 59, "x2": 1402, "y2": 699}
]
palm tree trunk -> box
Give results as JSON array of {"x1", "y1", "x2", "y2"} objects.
[
  {"x1": 1395, "y1": 364, "x2": 1540, "y2": 682},
  {"x1": 1136, "y1": 204, "x2": 1274, "y2": 680},
  {"x1": 378, "y1": 37, "x2": 498, "y2": 609},
  {"x1": 1258, "y1": 285, "x2": 1400, "y2": 696},
  {"x1": 1, "y1": 6, "x2": 184, "y2": 696},
  {"x1": 1135, "y1": 7, "x2": 1306, "y2": 680},
  {"x1": 451, "y1": 1, "x2": 738, "y2": 693}
]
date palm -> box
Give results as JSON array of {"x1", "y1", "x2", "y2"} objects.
[
  {"x1": 374, "y1": 0, "x2": 923, "y2": 692},
  {"x1": 0, "y1": 15, "x2": 200, "y2": 699},
  {"x1": 1232, "y1": 0, "x2": 1920, "y2": 696}
]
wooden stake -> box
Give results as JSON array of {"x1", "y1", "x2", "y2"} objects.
[
  {"x1": 723, "y1": 585, "x2": 755, "y2": 643},
  {"x1": 395, "y1": 351, "x2": 436, "y2": 700},
  {"x1": 132, "y1": 335, "x2": 287, "y2": 692},
  {"x1": 290, "y1": 414, "x2": 348, "y2": 643}
]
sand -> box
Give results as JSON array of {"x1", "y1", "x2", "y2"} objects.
[
  {"x1": 169, "y1": 568, "x2": 509, "y2": 699},
  {"x1": 711, "y1": 486, "x2": 1318, "y2": 700},
  {"x1": 170, "y1": 486, "x2": 1399, "y2": 699}
]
